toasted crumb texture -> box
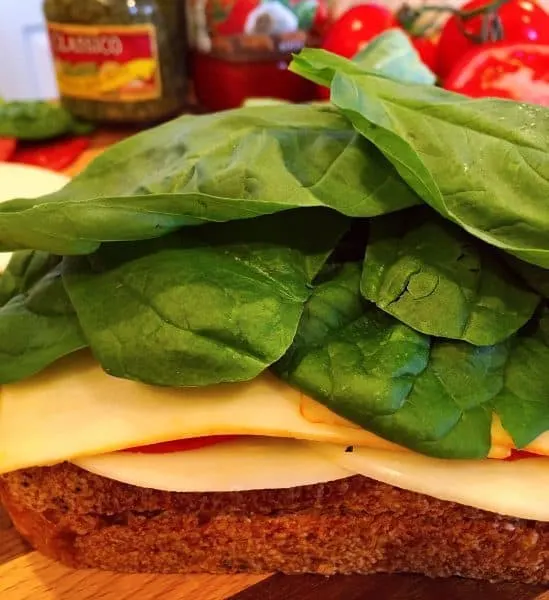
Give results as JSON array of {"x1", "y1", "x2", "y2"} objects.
[{"x1": 1, "y1": 463, "x2": 548, "y2": 582}]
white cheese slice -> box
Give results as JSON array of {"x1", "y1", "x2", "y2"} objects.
[
  {"x1": 0, "y1": 351, "x2": 398, "y2": 474},
  {"x1": 311, "y1": 444, "x2": 549, "y2": 521},
  {"x1": 73, "y1": 438, "x2": 352, "y2": 492}
]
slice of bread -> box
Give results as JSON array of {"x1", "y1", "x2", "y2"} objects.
[{"x1": 0, "y1": 463, "x2": 547, "y2": 582}]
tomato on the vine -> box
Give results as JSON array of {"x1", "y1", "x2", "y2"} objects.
[
  {"x1": 321, "y1": 4, "x2": 396, "y2": 59},
  {"x1": 436, "y1": 0, "x2": 549, "y2": 80},
  {"x1": 315, "y1": 4, "x2": 396, "y2": 98},
  {"x1": 445, "y1": 43, "x2": 549, "y2": 105}
]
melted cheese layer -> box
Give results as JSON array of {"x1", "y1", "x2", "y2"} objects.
[
  {"x1": 0, "y1": 351, "x2": 402, "y2": 474},
  {"x1": 74, "y1": 441, "x2": 549, "y2": 521},
  {"x1": 74, "y1": 438, "x2": 352, "y2": 492},
  {"x1": 311, "y1": 444, "x2": 549, "y2": 521}
]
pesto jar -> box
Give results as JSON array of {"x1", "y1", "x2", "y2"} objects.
[{"x1": 43, "y1": 0, "x2": 188, "y2": 124}]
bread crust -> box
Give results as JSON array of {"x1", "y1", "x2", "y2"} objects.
[{"x1": 1, "y1": 463, "x2": 548, "y2": 582}]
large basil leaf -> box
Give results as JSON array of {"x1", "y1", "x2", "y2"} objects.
[
  {"x1": 290, "y1": 29, "x2": 436, "y2": 88},
  {"x1": 362, "y1": 209, "x2": 539, "y2": 345},
  {"x1": 63, "y1": 209, "x2": 349, "y2": 386},
  {"x1": 277, "y1": 261, "x2": 516, "y2": 458},
  {"x1": 0, "y1": 264, "x2": 87, "y2": 383},
  {"x1": 493, "y1": 309, "x2": 549, "y2": 448},
  {"x1": 0, "y1": 104, "x2": 417, "y2": 254}
]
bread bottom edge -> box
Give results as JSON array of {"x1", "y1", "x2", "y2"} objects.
[{"x1": 1, "y1": 468, "x2": 548, "y2": 584}]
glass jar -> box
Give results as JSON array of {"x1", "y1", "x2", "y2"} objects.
[
  {"x1": 43, "y1": 0, "x2": 188, "y2": 123},
  {"x1": 186, "y1": 0, "x2": 326, "y2": 111}
]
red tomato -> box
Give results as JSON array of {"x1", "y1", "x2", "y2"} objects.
[
  {"x1": 410, "y1": 36, "x2": 438, "y2": 71},
  {"x1": 436, "y1": 0, "x2": 549, "y2": 80},
  {"x1": 504, "y1": 449, "x2": 542, "y2": 461},
  {"x1": 321, "y1": 4, "x2": 396, "y2": 59},
  {"x1": 445, "y1": 43, "x2": 549, "y2": 105},
  {"x1": 0, "y1": 137, "x2": 16, "y2": 162},
  {"x1": 11, "y1": 136, "x2": 90, "y2": 172},
  {"x1": 315, "y1": 4, "x2": 396, "y2": 99},
  {"x1": 123, "y1": 435, "x2": 241, "y2": 454}
]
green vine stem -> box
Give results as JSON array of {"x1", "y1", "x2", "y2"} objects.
[{"x1": 397, "y1": 0, "x2": 513, "y2": 42}]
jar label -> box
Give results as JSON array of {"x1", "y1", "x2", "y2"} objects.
[
  {"x1": 186, "y1": 0, "x2": 325, "y2": 61},
  {"x1": 47, "y1": 23, "x2": 162, "y2": 102}
]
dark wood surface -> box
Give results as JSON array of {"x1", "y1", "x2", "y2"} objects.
[{"x1": 229, "y1": 573, "x2": 549, "y2": 600}]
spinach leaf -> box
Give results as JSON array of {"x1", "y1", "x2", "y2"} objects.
[
  {"x1": 290, "y1": 29, "x2": 436, "y2": 88},
  {"x1": 275, "y1": 262, "x2": 366, "y2": 378},
  {"x1": 362, "y1": 209, "x2": 539, "y2": 345},
  {"x1": 291, "y1": 49, "x2": 549, "y2": 268},
  {"x1": 493, "y1": 308, "x2": 549, "y2": 448},
  {"x1": 0, "y1": 264, "x2": 87, "y2": 383},
  {"x1": 277, "y1": 261, "x2": 513, "y2": 458},
  {"x1": 0, "y1": 101, "x2": 93, "y2": 140},
  {"x1": 329, "y1": 72, "x2": 549, "y2": 268},
  {"x1": 0, "y1": 251, "x2": 60, "y2": 305},
  {"x1": 0, "y1": 104, "x2": 418, "y2": 255},
  {"x1": 63, "y1": 209, "x2": 349, "y2": 386},
  {"x1": 505, "y1": 257, "x2": 549, "y2": 299}
]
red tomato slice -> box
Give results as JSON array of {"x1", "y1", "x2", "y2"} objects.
[
  {"x1": 11, "y1": 136, "x2": 90, "y2": 172},
  {"x1": 0, "y1": 137, "x2": 16, "y2": 162},
  {"x1": 504, "y1": 449, "x2": 543, "y2": 461},
  {"x1": 123, "y1": 435, "x2": 241, "y2": 454},
  {"x1": 445, "y1": 43, "x2": 549, "y2": 105},
  {"x1": 436, "y1": 0, "x2": 549, "y2": 79}
]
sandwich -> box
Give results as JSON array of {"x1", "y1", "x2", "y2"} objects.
[{"x1": 0, "y1": 31, "x2": 548, "y2": 584}]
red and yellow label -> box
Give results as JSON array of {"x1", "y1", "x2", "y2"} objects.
[{"x1": 47, "y1": 22, "x2": 161, "y2": 102}]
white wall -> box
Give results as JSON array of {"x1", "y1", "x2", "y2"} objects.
[{"x1": 0, "y1": 0, "x2": 58, "y2": 100}]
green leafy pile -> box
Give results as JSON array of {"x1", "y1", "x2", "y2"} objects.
[{"x1": 1, "y1": 30, "x2": 548, "y2": 459}]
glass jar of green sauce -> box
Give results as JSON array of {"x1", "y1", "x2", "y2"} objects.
[{"x1": 43, "y1": 0, "x2": 188, "y2": 123}]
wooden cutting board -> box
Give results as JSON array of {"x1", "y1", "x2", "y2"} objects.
[{"x1": 1, "y1": 129, "x2": 549, "y2": 600}]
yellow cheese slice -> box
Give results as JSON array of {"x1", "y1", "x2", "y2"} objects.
[
  {"x1": 1, "y1": 351, "x2": 541, "y2": 475},
  {"x1": 73, "y1": 438, "x2": 352, "y2": 492},
  {"x1": 309, "y1": 444, "x2": 549, "y2": 521},
  {"x1": 491, "y1": 415, "x2": 549, "y2": 456},
  {"x1": 0, "y1": 351, "x2": 401, "y2": 474}
]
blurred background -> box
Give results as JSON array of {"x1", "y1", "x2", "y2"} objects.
[
  {"x1": 5, "y1": 0, "x2": 548, "y2": 100},
  {"x1": 0, "y1": 0, "x2": 548, "y2": 133}
]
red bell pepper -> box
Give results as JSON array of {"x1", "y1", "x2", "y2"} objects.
[{"x1": 11, "y1": 136, "x2": 90, "y2": 172}]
